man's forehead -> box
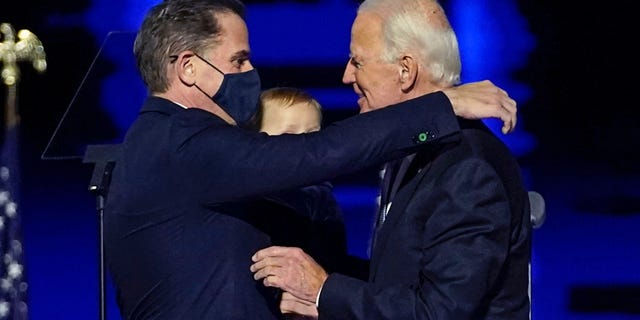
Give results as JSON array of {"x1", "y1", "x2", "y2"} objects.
[
  {"x1": 214, "y1": 12, "x2": 248, "y2": 41},
  {"x1": 353, "y1": 13, "x2": 382, "y2": 38},
  {"x1": 350, "y1": 13, "x2": 383, "y2": 54},
  {"x1": 209, "y1": 12, "x2": 250, "y2": 57}
]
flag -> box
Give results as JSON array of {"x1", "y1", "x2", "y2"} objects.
[
  {"x1": 0, "y1": 89, "x2": 28, "y2": 319},
  {"x1": 0, "y1": 23, "x2": 44, "y2": 319}
]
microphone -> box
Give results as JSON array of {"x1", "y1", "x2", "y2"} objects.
[{"x1": 528, "y1": 191, "x2": 546, "y2": 229}]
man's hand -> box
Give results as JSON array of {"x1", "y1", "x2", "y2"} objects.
[
  {"x1": 442, "y1": 80, "x2": 517, "y2": 134},
  {"x1": 281, "y1": 292, "x2": 318, "y2": 319},
  {"x1": 251, "y1": 246, "x2": 328, "y2": 303}
]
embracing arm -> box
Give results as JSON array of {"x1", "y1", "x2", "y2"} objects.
[
  {"x1": 251, "y1": 158, "x2": 515, "y2": 319},
  {"x1": 183, "y1": 81, "x2": 516, "y2": 203},
  {"x1": 184, "y1": 91, "x2": 460, "y2": 202}
]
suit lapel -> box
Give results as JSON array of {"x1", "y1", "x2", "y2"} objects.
[
  {"x1": 377, "y1": 159, "x2": 400, "y2": 226},
  {"x1": 377, "y1": 155, "x2": 415, "y2": 225},
  {"x1": 389, "y1": 154, "x2": 415, "y2": 203},
  {"x1": 367, "y1": 138, "x2": 470, "y2": 280},
  {"x1": 369, "y1": 153, "x2": 433, "y2": 278}
]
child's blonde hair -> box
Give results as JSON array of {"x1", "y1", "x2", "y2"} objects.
[{"x1": 250, "y1": 87, "x2": 322, "y2": 130}]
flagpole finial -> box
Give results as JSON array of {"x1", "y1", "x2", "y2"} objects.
[
  {"x1": 0, "y1": 22, "x2": 47, "y2": 86},
  {"x1": 1, "y1": 22, "x2": 47, "y2": 128}
]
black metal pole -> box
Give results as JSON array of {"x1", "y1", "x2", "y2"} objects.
[
  {"x1": 95, "y1": 193, "x2": 107, "y2": 320},
  {"x1": 84, "y1": 144, "x2": 120, "y2": 320}
]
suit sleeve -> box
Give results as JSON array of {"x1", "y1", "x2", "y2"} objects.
[
  {"x1": 177, "y1": 91, "x2": 461, "y2": 203},
  {"x1": 318, "y1": 158, "x2": 512, "y2": 319}
]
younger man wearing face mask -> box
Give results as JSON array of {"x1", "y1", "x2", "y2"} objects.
[{"x1": 104, "y1": 0, "x2": 520, "y2": 319}]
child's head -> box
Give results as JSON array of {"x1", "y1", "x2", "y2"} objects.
[{"x1": 253, "y1": 87, "x2": 323, "y2": 135}]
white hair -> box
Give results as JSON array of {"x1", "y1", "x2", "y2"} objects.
[{"x1": 358, "y1": 0, "x2": 461, "y2": 86}]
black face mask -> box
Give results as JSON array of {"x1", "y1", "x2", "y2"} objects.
[{"x1": 194, "y1": 53, "x2": 261, "y2": 126}]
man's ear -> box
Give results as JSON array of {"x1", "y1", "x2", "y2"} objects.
[
  {"x1": 399, "y1": 54, "x2": 418, "y2": 92},
  {"x1": 174, "y1": 52, "x2": 197, "y2": 86}
]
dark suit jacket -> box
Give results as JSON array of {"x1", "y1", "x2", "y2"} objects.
[
  {"x1": 250, "y1": 182, "x2": 370, "y2": 279},
  {"x1": 104, "y1": 93, "x2": 461, "y2": 319},
  {"x1": 319, "y1": 119, "x2": 532, "y2": 320},
  {"x1": 246, "y1": 182, "x2": 348, "y2": 273}
]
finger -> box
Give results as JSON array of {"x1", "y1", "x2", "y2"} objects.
[
  {"x1": 251, "y1": 254, "x2": 291, "y2": 273},
  {"x1": 499, "y1": 104, "x2": 516, "y2": 134},
  {"x1": 501, "y1": 110, "x2": 514, "y2": 134},
  {"x1": 280, "y1": 298, "x2": 317, "y2": 317},
  {"x1": 510, "y1": 103, "x2": 518, "y2": 132},
  {"x1": 252, "y1": 246, "x2": 287, "y2": 262},
  {"x1": 252, "y1": 266, "x2": 267, "y2": 280},
  {"x1": 263, "y1": 274, "x2": 282, "y2": 288},
  {"x1": 281, "y1": 292, "x2": 313, "y2": 305},
  {"x1": 501, "y1": 120, "x2": 511, "y2": 135},
  {"x1": 280, "y1": 302, "x2": 313, "y2": 315},
  {"x1": 253, "y1": 246, "x2": 303, "y2": 263},
  {"x1": 252, "y1": 264, "x2": 280, "y2": 281},
  {"x1": 250, "y1": 256, "x2": 272, "y2": 272},
  {"x1": 505, "y1": 108, "x2": 516, "y2": 134},
  {"x1": 505, "y1": 97, "x2": 517, "y2": 132},
  {"x1": 252, "y1": 261, "x2": 284, "y2": 280},
  {"x1": 503, "y1": 96, "x2": 517, "y2": 114},
  {"x1": 249, "y1": 261, "x2": 260, "y2": 273}
]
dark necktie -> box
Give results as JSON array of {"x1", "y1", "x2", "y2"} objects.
[
  {"x1": 377, "y1": 154, "x2": 416, "y2": 226},
  {"x1": 371, "y1": 154, "x2": 416, "y2": 254}
]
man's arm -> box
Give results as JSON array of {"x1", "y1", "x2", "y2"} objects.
[
  {"x1": 183, "y1": 82, "x2": 517, "y2": 203},
  {"x1": 251, "y1": 158, "x2": 517, "y2": 319},
  {"x1": 317, "y1": 159, "x2": 515, "y2": 319},
  {"x1": 184, "y1": 91, "x2": 460, "y2": 203}
]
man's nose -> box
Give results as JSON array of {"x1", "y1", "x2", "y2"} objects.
[
  {"x1": 342, "y1": 63, "x2": 354, "y2": 84},
  {"x1": 244, "y1": 60, "x2": 255, "y2": 72}
]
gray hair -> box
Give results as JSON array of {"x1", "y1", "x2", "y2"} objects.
[
  {"x1": 358, "y1": 0, "x2": 461, "y2": 87},
  {"x1": 134, "y1": 0, "x2": 245, "y2": 93}
]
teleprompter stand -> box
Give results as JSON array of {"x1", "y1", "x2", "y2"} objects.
[
  {"x1": 83, "y1": 144, "x2": 121, "y2": 320},
  {"x1": 41, "y1": 31, "x2": 143, "y2": 320}
]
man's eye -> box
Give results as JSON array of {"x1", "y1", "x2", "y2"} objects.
[{"x1": 350, "y1": 58, "x2": 362, "y2": 69}]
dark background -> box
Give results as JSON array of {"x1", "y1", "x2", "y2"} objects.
[{"x1": 1, "y1": 0, "x2": 639, "y2": 319}]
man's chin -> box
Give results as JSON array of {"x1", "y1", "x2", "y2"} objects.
[{"x1": 357, "y1": 99, "x2": 372, "y2": 113}]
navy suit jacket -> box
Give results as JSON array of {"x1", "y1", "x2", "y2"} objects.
[
  {"x1": 319, "y1": 119, "x2": 532, "y2": 320},
  {"x1": 246, "y1": 182, "x2": 349, "y2": 273},
  {"x1": 104, "y1": 93, "x2": 461, "y2": 319}
]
